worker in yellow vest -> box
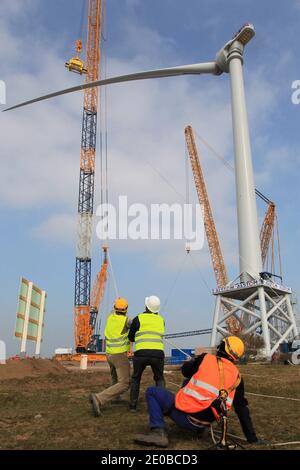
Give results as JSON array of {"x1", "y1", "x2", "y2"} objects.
[
  {"x1": 128, "y1": 295, "x2": 165, "y2": 412},
  {"x1": 90, "y1": 297, "x2": 131, "y2": 416}
]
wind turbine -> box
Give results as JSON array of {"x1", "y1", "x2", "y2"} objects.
[{"x1": 5, "y1": 24, "x2": 298, "y2": 356}]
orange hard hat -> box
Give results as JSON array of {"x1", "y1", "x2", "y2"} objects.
[{"x1": 114, "y1": 297, "x2": 128, "y2": 312}]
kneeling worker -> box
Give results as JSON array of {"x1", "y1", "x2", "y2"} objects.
[
  {"x1": 134, "y1": 336, "x2": 260, "y2": 447},
  {"x1": 90, "y1": 297, "x2": 131, "y2": 416}
]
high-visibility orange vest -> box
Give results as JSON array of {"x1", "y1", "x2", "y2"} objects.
[{"x1": 175, "y1": 354, "x2": 240, "y2": 416}]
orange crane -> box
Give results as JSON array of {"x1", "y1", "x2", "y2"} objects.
[
  {"x1": 185, "y1": 125, "x2": 280, "y2": 333},
  {"x1": 184, "y1": 125, "x2": 241, "y2": 333},
  {"x1": 87, "y1": 246, "x2": 109, "y2": 352},
  {"x1": 258, "y1": 193, "x2": 276, "y2": 268},
  {"x1": 66, "y1": 0, "x2": 104, "y2": 352}
]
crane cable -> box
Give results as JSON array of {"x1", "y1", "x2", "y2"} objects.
[
  {"x1": 78, "y1": 0, "x2": 86, "y2": 42},
  {"x1": 107, "y1": 251, "x2": 119, "y2": 299},
  {"x1": 99, "y1": 0, "x2": 108, "y2": 227},
  {"x1": 161, "y1": 253, "x2": 188, "y2": 311},
  {"x1": 148, "y1": 128, "x2": 291, "y2": 340},
  {"x1": 193, "y1": 129, "x2": 290, "y2": 306}
]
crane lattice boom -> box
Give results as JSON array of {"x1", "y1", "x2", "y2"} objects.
[
  {"x1": 90, "y1": 247, "x2": 109, "y2": 329},
  {"x1": 185, "y1": 125, "x2": 241, "y2": 334},
  {"x1": 74, "y1": 0, "x2": 103, "y2": 352},
  {"x1": 260, "y1": 201, "x2": 276, "y2": 267},
  {"x1": 185, "y1": 126, "x2": 228, "y2": 288}
]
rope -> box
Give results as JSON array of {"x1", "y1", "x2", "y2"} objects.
[
  {"x1": 165, "y1": 380, "x2": 300, "y2": 448},
  {"x1": 276, "y1": 214, "x2": 283, "y2": 280},
  {"x1": 161, "y1": 253, "x2": 188, "y2": 311},
  {"x1": 166, "y1": 380, "x2": 181, "y2": 388},
  {"x1": 194, "y1": 130, "x2": 234, "y2": 173},
  {"x1": 270, "y1": 441, "x2": 300, "y2": 447},
  {"x1": 242, "y1": 372, "x2": 284, "y2": 382},
  {"x1": 145, "y1": 160, "x2": 185, "y2": 201},
  {"x1": 213, "y1": 431, "x2": 300, "y2": 447},
  {"x1": 193, "y1": 128, "x2": 285, "y2": 292},
  {"x1": 188, "y1": 253, "x2": 212, "y2": 294},
  {"x1": 246, "y1": 391, "x2": 300, "y2": 402},
  {"x1": 107, "y1": 251, "x2": 119, "y2": 298},
  {"x1": 164, "y1": 338, "x2": 192, "y2": 359},
  {"x1": 101, "y1": 0, "x2": 107, "y2": 42},
  {"x1": 166, "y1": 379, "x2": 300, "y2": 402}
]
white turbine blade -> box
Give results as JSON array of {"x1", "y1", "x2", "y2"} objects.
[{"x1": 4, "y1": 61, "x2": 218, "y2": 112}]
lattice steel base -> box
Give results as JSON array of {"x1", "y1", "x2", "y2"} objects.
[{"x1": 210, "y1": 278, "x2": 298, "y2": 357}]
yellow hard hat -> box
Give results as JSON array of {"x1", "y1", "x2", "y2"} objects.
[
  {"x1": 114, "y1": 297, "x2": 128, "y2": 313},
  {"x1": 223, "y1": 336, "x2": 245, "y2": 361}
]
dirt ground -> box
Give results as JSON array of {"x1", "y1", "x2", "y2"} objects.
[
  {"x1": 0, "y1": 360, "x2": 299, "y2": 450},
  {"x1": 0, "y1": 359, "x2": 68, "y2": 380}
]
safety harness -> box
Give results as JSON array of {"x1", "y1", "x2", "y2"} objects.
[{"x1": 210, "y1": 357, "x2": 241, "y2": 449}]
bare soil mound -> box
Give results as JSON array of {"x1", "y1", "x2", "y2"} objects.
[{"x1": 0, "y1": 358, "x2": 68, "y2": 380}]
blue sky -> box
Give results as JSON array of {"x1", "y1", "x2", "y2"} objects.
[{"x1": 0, "y1": 0, "x2": 300, "y2": 357}]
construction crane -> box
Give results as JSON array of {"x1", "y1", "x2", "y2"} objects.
[
  {"x1": 66, "y1": 0, "x2": 103, "y2": 353},
  {"x1": 184, "y1": 125, "x2": 241, "y2": 334},
  {"x1": 87, "y1": 246, "x2": 109, "y2": 352},
  {"x1": 185, "y1": 125, "x2": 281, "y2": 334},
  {"x1": 257, "y1": 190, "x2": 276, "y2": 268},
  {"x1": 185, "y1": 125, "x2": 228, "y2": 289}
]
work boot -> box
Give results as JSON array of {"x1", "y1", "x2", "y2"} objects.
[
  {"x1": 134, "y1": 428, "x2": 169, "y2": 448},
  {"x1": 129, "y1": 404, "x2": 137, "y2": 413},
  {"x1": 129, "y1": 400, "x2": 138, "y2": 412},
  {"x1": 89, "y1": 393, "x2": 101, "y2": 417}
]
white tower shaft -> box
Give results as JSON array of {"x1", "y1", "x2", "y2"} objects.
[{"x1": 228, "y1": 42, "x2": 262, "y2": 280}]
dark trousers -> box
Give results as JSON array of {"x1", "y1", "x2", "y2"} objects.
[
  {"x1": 130, "y1": 356, "x2": 165, "y2": 406},
  {"x1": 145, "y1": 386, "x2": 202, "y2": 430}
]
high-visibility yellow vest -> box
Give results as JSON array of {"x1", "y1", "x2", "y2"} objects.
[
  {"x1": 135, "y1": 313, "x2": 165, "y2": 351},
  {"x1": 104, "y1": 313, "x2": 130, "y2": 354}
]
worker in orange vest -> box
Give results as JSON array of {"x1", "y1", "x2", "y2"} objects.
[{"x1": 134, "y1": 336, "x2": 261, "y2": 448}]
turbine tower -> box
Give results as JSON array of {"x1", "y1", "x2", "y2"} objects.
[{"x1": 5, "y1": 24, "x2": 298, "y2": 358}]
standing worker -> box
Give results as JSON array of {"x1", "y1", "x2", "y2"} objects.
[
  {"x1": 134, "y1": 336, "x2": 262, "y2": 447},
  {"x1": 129, "y1": 295, "x2": 165, "y2": 412},
  {"x1": 90, "y1": 297, "x2": 131, "y2": 416}
]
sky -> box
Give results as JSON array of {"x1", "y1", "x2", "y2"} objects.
[{"x1": 0, "y1": 0, "x2": 300, "y2": 357}]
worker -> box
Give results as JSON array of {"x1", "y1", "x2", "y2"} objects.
[
  {"x1": 128, "y1": 295, "x2": 165, "y2": 412},
  {"x1": 134, "y1": 336, "x2": 261, "y2": 448},
  {"x1": 90, "y1": 297, "x2": 131, "y2": 416}
]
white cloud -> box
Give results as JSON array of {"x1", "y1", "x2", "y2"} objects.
[
  {"x1": 32, "y1": 213, "x2": 76, "y2": 244},
  {"x1": 0, "y1": 1, "x2": 281, "y2": 279}
]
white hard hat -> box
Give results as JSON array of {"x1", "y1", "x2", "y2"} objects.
[{"x1": 145, "y1": 295, "x2": 161, "y2": 313}]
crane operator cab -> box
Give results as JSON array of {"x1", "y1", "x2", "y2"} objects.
[{"x1": 65, "y1": 39, "x2": 87, "y2": 75}]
